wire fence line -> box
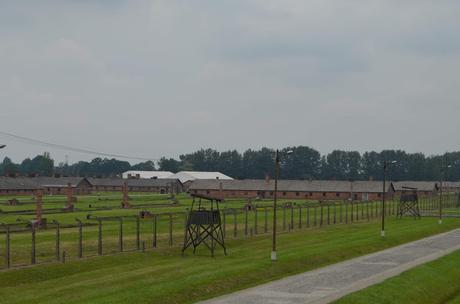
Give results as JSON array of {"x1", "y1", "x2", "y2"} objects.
[{"x1": 0, "y1": 195, "x2": 458, "y2": 270}]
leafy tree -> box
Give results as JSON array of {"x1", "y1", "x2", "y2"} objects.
[
  {"x1": 281, "y1": 146, "x2": 321, "y2": 179},
  {"x1": 322, "y1": 150, "x2": 361, "y2": 180},
  {"x1": 131, "y1": 161, "x2": 156, "y2": 171},
  {"x1": 157, "y1": 157, "x2": 181, "y2": 172},
  {"x1": 242, "y1": 148, "x2": 274, "y2": 179},
  {"x1": 0, "y1": 157, "x2": 20, "y2": 176}
]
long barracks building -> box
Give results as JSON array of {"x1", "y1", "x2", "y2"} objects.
[
  {"x1": 189, "y1": 179, "x2": 444, "y2": 201},
  {"x1": 188, "y1": 179, "x2": 394, "y2": 201},
  {"x1": 0, "y1": 177, "x2": 183, "y2": 196}
]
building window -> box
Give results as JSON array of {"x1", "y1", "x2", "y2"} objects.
[
  {"x1": 377, "y1": 193, "x2": 382, "y2": 198},
  {"x1": 283, "y1": 192, "x2": 287, "y2": 196},
  {"x1": 296, "y1": 192, "x2": 300, "y2": 196},
  {"x1": 206, "y1": 190, "x2": 210, "y2": 194},
  {"x1": 336, "y1": 193, "x2": 340, "y2": 197},
  {"x1": 322, "y1": 192, "x2": 326, "y2": 197}
]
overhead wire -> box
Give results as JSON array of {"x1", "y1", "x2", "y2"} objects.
[{"x1": 0, "y1": 131, "x2": 160, "y2": 161}]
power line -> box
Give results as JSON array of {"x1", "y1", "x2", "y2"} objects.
[{"x1": 0, "y1": 131, "x2": 160, "y2": 162}]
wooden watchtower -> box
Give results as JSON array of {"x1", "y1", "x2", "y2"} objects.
[
  {"x1": 398, "y1": 187, "x2": 421, "y2": 219},
  {"x1": 182, "y1": 194, "x2": 227, "y2": 256}
]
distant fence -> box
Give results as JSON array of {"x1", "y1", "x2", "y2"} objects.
[{"x1": 0, "y1": 194, "x2": 458, "y2": 270}]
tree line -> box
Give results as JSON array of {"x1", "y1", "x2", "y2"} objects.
[{"x1": 1, "y1": 147, "x2": 459, "y2": 181}]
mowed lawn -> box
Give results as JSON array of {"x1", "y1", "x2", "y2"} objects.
[
  {"x1": 0, "y1": 218, "x2": 459, "y2": 304},
  {"x1": 334, "y1": 248, "x2": 460, "y2": 304}
]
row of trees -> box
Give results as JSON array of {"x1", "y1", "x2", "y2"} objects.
[
  {"x1": 1, "y1": 147, "x2": 459, "y2": 181},
  {"x1": 159, "y1": 147, "x2": 458, "y2": 181}
]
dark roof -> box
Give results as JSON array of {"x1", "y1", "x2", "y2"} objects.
[
  {"x1": 392, "y1": 181, "x2": 438, "y2": 192},
  {"x1": 441, "y1": 181, "x2": 460, "y2": 189},
  {"x1": 0, "y1": 177, "x2": 42, "y2": 190},
  {"x1": 87, "y1": 178, "x2": 181, "y2": 187},
  {"x1": 30, "y1": 177, "x2": 89, "y2": 188},
  {"x1": 189, "y1": 179, "x2": 391, "y2": 193}
]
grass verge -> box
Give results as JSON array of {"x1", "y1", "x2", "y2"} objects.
[
  {"x1": 0, "y1": 217, "x2": 459, "y2": 304},
  {"x1": 334, "y1": 248, "x2": 460, "y2": 304}
]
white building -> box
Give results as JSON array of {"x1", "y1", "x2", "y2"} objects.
[
  {"x1": 169, "y1": 171, "x2": 233, "y2": 184},
  {"x1": 122, "y1": 171, "x2": 174, "y2": 179}
]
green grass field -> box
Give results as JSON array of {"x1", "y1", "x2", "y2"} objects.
[
  {"x1": 0, "y1": 217, "x2": 459, "y2": 304},
  {"x1": 334, "y1": 248, "x2": 460, "y2": 304},
  {"x1": 0, "y1": 192, "x2": 391, "y2": 268}
]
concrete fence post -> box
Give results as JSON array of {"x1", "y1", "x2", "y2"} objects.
[
  {"x1": 264, "y1": 207, "x2": 268, "y2": 233},
  {"x1": 314, "y1": 206, "x2": 317, "y2": 226},
  {"x1": 298, "y1": 206, "x2": 302, "y2": 229},
  {"x1": 76, "y1": 219, "x2": 83, "y2": 258},
  {"x1": 345, "y1": 202, "x2": 348, "y2": 224},
  {"x1": 350, "y1": 201, "x2": 354, "y2": 223},
  {"x1": 222, "y1": 208, "x2": 226, "y2": 238},
  {"x1": 54, "y1": 220, "x2": 60, "y2": 261},
  {"x1": 320, "y1": 204, "x2": 324, "y2": 227},
  {"x1": 254, "y1": 206, "x2": 258, "y2": 235},
  {"x1": 136, "y1": 216, "x2": 141, "y2": 250},
  {"x1": 119, "y1": 217, "x2": 123, "y2": 252},
  {"x1": 98, "y1": 219, "x2": 102, "y2": 256},
  {"x1": 244, "y1": 208, "x2": 248, "y2": 237},
  {"x1": 283, "y1": 206, "x2": 286, "y2": 231},
  {"x1": 366, "y1": 201, "x2": 370, "y2": 221},
  {"x1": 333, "y1": 203, "x2": 337, "y2": 224},
  {"x1": 233, "y1": 210, "x2": 237, "y2": 238},
  {"x1": 168, "y1": 213, "x2": 173, "y2": 247},
  {"x1": 31, "y1": 224, "x2": 36, "y2": 264},
  {"x1": 4, "y1": 224, "x2": 10, "y2": 268},
  {"x1": 340, "y1": 202, "x2": 343, "y2": 223},
  {"x1": 152, "y1": 214, "x2": 157, "y2": 248}
]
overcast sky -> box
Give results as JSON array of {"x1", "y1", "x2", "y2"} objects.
[{"x1": 1, "y1": 1, "x2": 460, "y2": 164}]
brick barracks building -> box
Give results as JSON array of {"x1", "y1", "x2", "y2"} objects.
[
  {"x1": 0, "y1": 177, "x2": 183, "y2": 196},
  {"x1": 0, "y1": 177, "x2": 42, "y2": 196},
  {"x1": 87, "y1": 178, "x2": 183, "y2": 194},
  {"x1": 189, "y1": 179, "x2": 394, "y2": 201}
]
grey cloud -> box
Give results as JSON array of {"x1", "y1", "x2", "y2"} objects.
[{"x1": 1, "y1": 1, "x2": 460, "y2": 163}]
